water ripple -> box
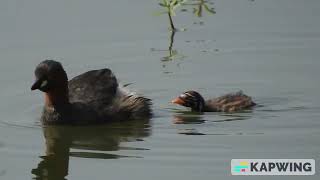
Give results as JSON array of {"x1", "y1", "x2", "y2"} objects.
[
  {"x1": 178, "y1": 129, "x2": 264, "y2": 136},
  {"x1": 69, "y1": 151, "x2": 142, "y2": 159}
]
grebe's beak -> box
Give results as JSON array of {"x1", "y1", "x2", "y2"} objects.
[
  {"x1": 31, "y1": 79, "x2": 41, "y2": 90},
  {"x1": 31, "y1": 78, "x2": 48, "y2": 91},
  {"x1": 171, "y1": 97, "x2": 185, "y2": 106}
]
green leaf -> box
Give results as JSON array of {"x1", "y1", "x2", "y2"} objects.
[
  {"x1": 153, "y1": 11, "x2": 168, "y2": 16},
  {"x1": 203, "y1": 4, "x2": 216, "y2": 14},
  {"x1": 192, "y1": 7, "x2": 200, "y2": 17},
  {"x1": 159, "y1": 3, "x2": 168, "y2": 7},
  {"x1": 162, "y1": 0, "x2": 169, "y2": 6},
  {"x1": 170, "y1": 0, "x2": 178, "y2": 8}
]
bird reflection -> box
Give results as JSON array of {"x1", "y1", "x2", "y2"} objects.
[
  {"x1": 173, "y1": 112, "x2": 253, "y2": 136},
  {"x1": 173, "y1": 109, "x2": 253, "y2": 125},
  {"x1": 32, "y1": 119, "x2": 151, "y2": 180},
  {"x1": 172, "y1": 113, "x2": 205, "y2": 124}
]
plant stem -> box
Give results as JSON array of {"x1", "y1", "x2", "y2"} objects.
[{"x1": 168, "y1": 10, "x2": 175, "y2": 31}]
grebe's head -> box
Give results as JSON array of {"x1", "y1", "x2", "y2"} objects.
[
  {"x1": 171, "y1": 90, "x2": 205, "y2": 112},
  {"x1": 31, "y1": 60, "x2": 68, "y2": 92}
]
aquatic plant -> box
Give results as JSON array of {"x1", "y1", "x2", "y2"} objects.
[
  {"x1": 183, "y1": 0, "x2": 216, "y2": 17},
  {"x1": 158, "y1": 0, "x2": 187, "y2": 31},
  {"x1": 154, "y1": 0, "x2": 215, "y2": 62}
]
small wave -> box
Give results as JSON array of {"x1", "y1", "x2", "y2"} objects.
[
  {"x1": 178, "y1": 129, "x2": 264, "y2": 136},
  {"x1": 258, "y1": 106, "x2": 308, "y2": 113},
  {"x1": 69, "y1": 151, "x2": 142, "y2": 159}
]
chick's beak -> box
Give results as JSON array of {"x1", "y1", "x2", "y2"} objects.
[{"x1": 171, "y1": 97, "x2": 185, "y2": 105}]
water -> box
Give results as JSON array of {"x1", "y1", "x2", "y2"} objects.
[{"x1": 0, "y1": 0, "x2": 320, "y2": 179}]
